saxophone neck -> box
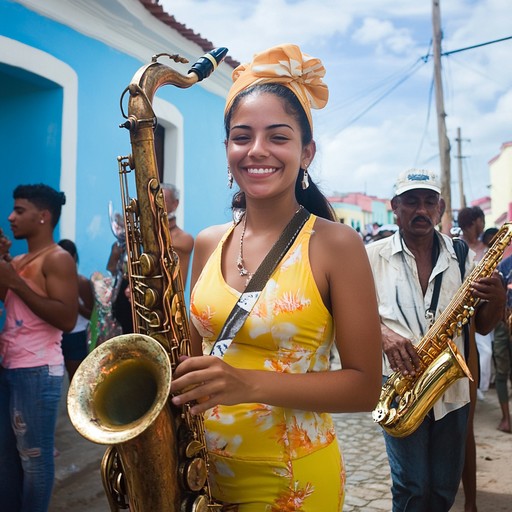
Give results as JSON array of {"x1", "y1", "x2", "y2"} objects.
[{"x1": 120, "y1": 48, "x2": 228, "y2": 133}]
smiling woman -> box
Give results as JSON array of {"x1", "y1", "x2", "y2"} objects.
[{"x1": 169, "y1": 44, "x2": 382, "y2": 511}]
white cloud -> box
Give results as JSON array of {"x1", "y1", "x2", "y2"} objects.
[
  {"x1": 160, "y1": 0, "x2": 512, "y2": 207},
  {"x1": 353, "y1": 18, "x2": 394, "y2": 44},
  {"x1": 164, "y1": 0, "x2": 354, "y2": 62},
  {"x1": 317, "y1": 112, "x2": 435, "y2": 198}
]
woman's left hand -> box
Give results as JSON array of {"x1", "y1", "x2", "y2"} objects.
[{"x1": 170, "y1": 355, "x2": 251, "y2": 415}]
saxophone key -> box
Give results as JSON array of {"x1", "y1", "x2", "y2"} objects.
[
  {"x1": 143, "y1": 287, "x2": 158, "y2": 308},
  {"x1": 148, "y1": 310, "x2": 163, "y2": 328},
  {"x1": 183, "y1": 494, "x2": 210, "y2": 512},
  {"x1": 180, "y1": 457, "x2": 208, "y2": 492},
  {"x1": 140, "y1": 252, "x2": 158, "y2": 276},
  {"x1": 185, "y1": 439, "x2": 206, "y2": 458},
  {"x1": 383, "y1": 407, "x2": 398, "y2": 426}
]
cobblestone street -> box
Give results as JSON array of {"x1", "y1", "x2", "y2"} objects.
[
  {"x1": 50, "y1": 369, "x2": 512, "y2": 511},
  {"x1": 334, "y1": 412, "x2": 391, "y2": 511}
]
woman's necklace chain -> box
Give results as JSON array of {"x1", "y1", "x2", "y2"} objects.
[
  {"x1": 235, "y1": 205, "x2": 303, "y2": 287},
  {"x1": 236, "y1": 213, "x2": 253, "y2": 285}
]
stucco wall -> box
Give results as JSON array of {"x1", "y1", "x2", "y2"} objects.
[{"x1": 0, "y1": 0, "x2": 233, "y2": 280}]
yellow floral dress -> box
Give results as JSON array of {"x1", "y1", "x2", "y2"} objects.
[{"x1": 190, "y1": 214, "x2": 345, "y2": 511}]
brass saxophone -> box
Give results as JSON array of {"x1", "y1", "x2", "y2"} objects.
[
  {"x1": 67, "y1": 48, "x2": 227, "y2": 511},
  {"x1": 372, "y1": 222, "x2": 512, "y2": 438}
]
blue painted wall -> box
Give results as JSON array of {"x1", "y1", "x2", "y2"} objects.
[
  {"x1": 0, "y1": 0, "x2": 232, "y2": 281},
  {"x1": 1, "y1": 63, "x2": 64, "y2": 255}
]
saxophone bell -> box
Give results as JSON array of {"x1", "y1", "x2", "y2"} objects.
[
  {"x1": 67, "y1": 334, "x2": 183, "y2": 510},
  {"x1": 373, "y1": 340, "x2": 473, "y2": 438},
  {"x1": 67, "y1": 334, "x2": 171, "y2": 445}
]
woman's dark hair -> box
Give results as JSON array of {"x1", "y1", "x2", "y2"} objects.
[
  {"x1": 58, "y1": 238, "x2": 78, "y2": 263},
  {"x1": 13, "y1": 183, "x2": 66, "y2": 227},
  {"x1": 224, "y1": 83, "x2": 336, "y2": 222},
  {"x1": 457, "y1": 206, "x2": 484, "y2": 230}
]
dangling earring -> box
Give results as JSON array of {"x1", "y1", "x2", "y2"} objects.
[
  {"x1": 301, "y1": 167, "x2": 310, "y2": 190},
  {"x1": 227, "y1": 166, "x2": 233, "y2": 189}
]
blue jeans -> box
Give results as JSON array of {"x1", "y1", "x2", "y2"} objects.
[
  {"x1": 383, "y1": 402, "x2": 469, "y2": 512},
  {"x1": 493, "y1": 320, "x2": 512, "y2": 404},
  {"x1": 0, "y1": 365, "x2": 63, "y2": 512}
]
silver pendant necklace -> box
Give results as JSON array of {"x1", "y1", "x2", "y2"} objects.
[
  {"x1": 236, "y1": 213, "x2": 253, "y2": 285},
  {"x1": 236, "y1": 205, "x2": 303, "y2": 287}
]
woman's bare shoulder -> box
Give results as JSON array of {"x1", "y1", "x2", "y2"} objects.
[
  {"x1": 195, "y1": 222, "x2": 233, "y2": 253},
  {"x1": 312, "y1": 217, "x2": 363, "y2": 249}
]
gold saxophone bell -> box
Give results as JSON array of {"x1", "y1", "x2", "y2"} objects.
[
  {"x1": 67, "y1": 334, "x2": 185, "y2": 510},
  {"x1": 373, "y1": 340, "x2": 473, "y2": 438},
  {"x1": 67, "y1": 333, "x2": 171, "y2": 445}
]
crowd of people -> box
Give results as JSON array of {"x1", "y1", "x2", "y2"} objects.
[
  {"x1": 0, "y1": 43, "x2": 511, "y2": 512},
  {"x1": 0, "y1": 182, "x2": 195, "y2": 512}
]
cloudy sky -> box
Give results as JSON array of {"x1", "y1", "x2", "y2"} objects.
[{"x1": 161, "y1": 0, "x2": 511, "y2": 207}]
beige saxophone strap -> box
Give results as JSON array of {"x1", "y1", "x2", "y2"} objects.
[{"x1": 210, "y1": 207, "x2": 311, "y2": 358}]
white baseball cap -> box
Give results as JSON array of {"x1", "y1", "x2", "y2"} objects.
[{"x1": 394, "y1": 169, "x2": 441, "y2": 196}]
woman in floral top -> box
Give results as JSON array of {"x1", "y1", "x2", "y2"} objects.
[{"x1": 171, "y1": 44, "x2": 381, "y2": 511}]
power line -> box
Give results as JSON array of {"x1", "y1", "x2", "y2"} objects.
[
  {"x1": 338, "y1": 61, "x2": 424, "y2": 131},
  {"x1": 329, "y1": 58, "x2": 424, "y2": 110},
  {"x1": 320, "y1": 35, "x2": 511, "y2": 135},
  {"x1": 423, "y1": 35, "x2": 512, "y2": 61},
  {"x1": 443, "y1": 36, "x2": 512, "y2": 56},
  {"x1": 413, "y1": 74, "x2": 435, "y2": 167},
  {"x1": 319, "y1": 58, "x2": 426, "y2": 132}
]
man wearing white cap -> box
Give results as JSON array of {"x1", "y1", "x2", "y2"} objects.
[{"x1": 366, "y1": 169, "x2": 505, "y2": 511}]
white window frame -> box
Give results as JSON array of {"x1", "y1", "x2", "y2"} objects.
[{"x1": 0, "y1": 35, "x2": 78, "y2": 240}]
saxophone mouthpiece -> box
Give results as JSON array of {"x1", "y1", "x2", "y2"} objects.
[{"x1": 189, "y1": 47, "x2": 228, "y2": 81}]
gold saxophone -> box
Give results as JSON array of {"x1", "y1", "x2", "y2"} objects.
[
  {"x1": 67, "y1": 48, "x2": 228, "y2": 511},
  {"x1": 372, "y1": 222, "x2": 512, "y2": 438}
]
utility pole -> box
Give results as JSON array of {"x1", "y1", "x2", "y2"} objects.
[
  {"x1": 455, "y1": 126, "x2": 468, "y2": 210},
  {"x1": 432, "y1": 0, "x2": 452, "y2": 233}
]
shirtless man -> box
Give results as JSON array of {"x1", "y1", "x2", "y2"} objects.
[
  {"x1": 161, "y1": 183, "x2": 194, "y2": 284},
  {"x1": 0, "y1": 184, "x2": 78, "y2": 512}
]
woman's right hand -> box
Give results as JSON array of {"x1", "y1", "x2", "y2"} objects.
[{"x1": 170, "y1": 355, "x2": 253, "y2": 415}]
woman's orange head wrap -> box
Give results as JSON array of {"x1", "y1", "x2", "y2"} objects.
[{"x1": 224, "y1": 44, "x2": 329, "y2": 133}]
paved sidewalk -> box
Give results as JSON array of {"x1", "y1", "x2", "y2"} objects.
[
  {"x1": 334, "y1": 387, "x2": 512, "y2": 512},
  {"x1": 50, "y1": 374, "x2": 512, "y2": 511}
]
